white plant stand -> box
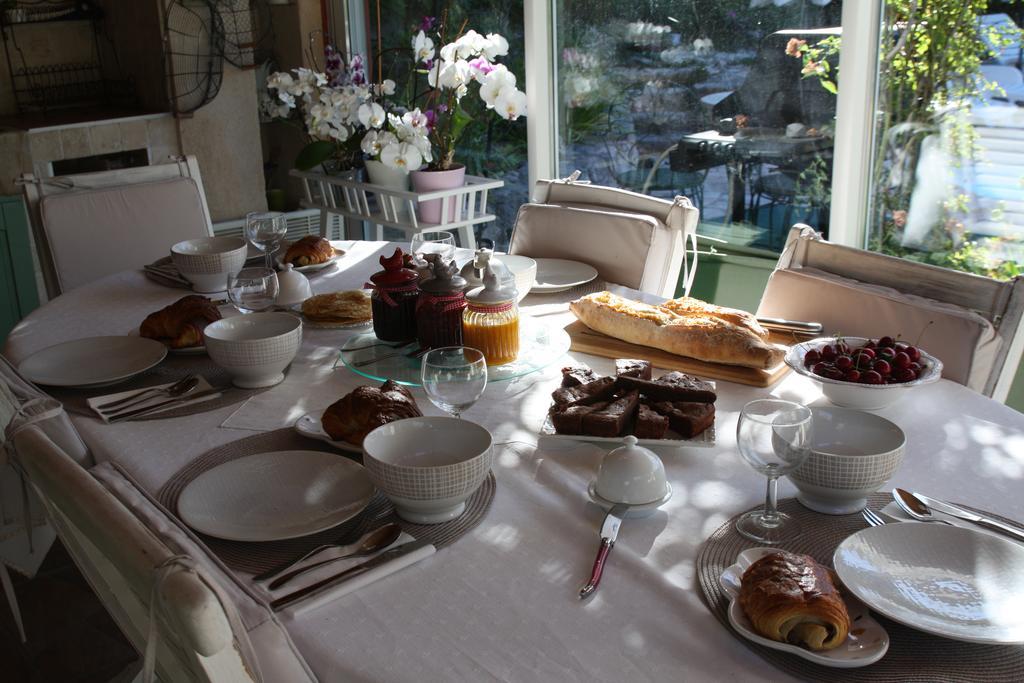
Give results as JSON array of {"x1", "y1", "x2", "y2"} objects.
[{"x1": 290, "y1": 169, "x2": 504, "y2": 250}]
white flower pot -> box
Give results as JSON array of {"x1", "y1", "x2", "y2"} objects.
[{"x1": 366, "y1": 159, "x2": 411, "y2": 221}]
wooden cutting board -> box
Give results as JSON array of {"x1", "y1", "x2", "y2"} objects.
[{"x1": 565, "y1": 320, "x2": 796, "y2": 388}]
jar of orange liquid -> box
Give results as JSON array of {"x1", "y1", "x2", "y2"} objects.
[{"x1": 463, "y1": 265, "x2": 519, "y2": 366}]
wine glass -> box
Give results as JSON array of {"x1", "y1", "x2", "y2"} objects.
[
  {"x1": 410, "y1": 231, "x2": 456, "y2": 262},
  {"x1": 227, "y1": 268, "x2": 279, "y2": 314},
  {"x1": 735, "y1": 399, "x2": 813, "y2": 544},
  {"x1": 421, "y1": 346, "x2": 488, "y2": 419},
  {"x1": 246, "y1": 211, "x2": 288, "y2": 269}
]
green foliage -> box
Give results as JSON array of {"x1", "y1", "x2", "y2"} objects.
[{"x1": 294, "y1": 141, "x2": 338, "y2": 171}]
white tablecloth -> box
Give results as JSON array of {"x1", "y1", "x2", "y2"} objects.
[{"x1": 7, "y1": 241, "x2": 1024, "y2": 682}]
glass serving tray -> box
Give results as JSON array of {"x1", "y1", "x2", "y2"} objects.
[{"x1": 338, "y1": 315, "x2": 571, "y2": 387}]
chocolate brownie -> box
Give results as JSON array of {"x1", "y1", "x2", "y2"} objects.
[
  {"x1": 582, "y1": 390, "x2": 640, "y2": 437},
  {"x1": 633, "y1": 403, "x2": 669, "y2": 439},
  {"x1": 561, "y1": 364, "x2": 599, "y2": 388},
  {"x1": 615, "y1": 358, "x2": 652, "y2": 380},
  {"x1": 650, "y1": 401, "x2": 715, "y2": 438},
  {"x1": 618, "y1": 371, "x2": 717, "y2": 403},
  {"x1": 550, "y1": 401, "x2": 609, "y2": 434},
  {"x1": 552, "y1": 376, "x2": 617, "y2": 407}
]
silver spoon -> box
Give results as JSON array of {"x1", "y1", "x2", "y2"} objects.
[
  {"x1": 95, "y1": 375, "x2": 199, "y2": 413},
  {"x1": 264, "y1": 523, "x2": 402, "y2": 590},
  {"x1": 893, "y1": 488, "x2": 952, "y2": 525}
]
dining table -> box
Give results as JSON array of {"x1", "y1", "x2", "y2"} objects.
[{"x1": 5, "y1": 239, "x2": 1024, "y2": 682}]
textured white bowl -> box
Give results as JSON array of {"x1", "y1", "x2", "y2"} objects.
[
  {"x1": 204, "y1": 312, "x2": 302, "y2": 388},
  {"x1": 788, "y1": 407, "x2": 906, "y2": 514},
  {"x1": 496, "y1": 254, "x2": 537, "y2": 303},
  {"x1": 171, "y1": 236, "x2": 248, "y2": 293},
  {"x1": 594, "y1": 436, "x2": 669, "y2": 505},
  {"x1": 361, "y1": 417, "x2": 493, "y2": 524},
  {"x1": 785, "y1": 336, "x2": 943, "y2": 410}
]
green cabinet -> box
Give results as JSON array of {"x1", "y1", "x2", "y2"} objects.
[{"x1": 0, "y1": 196, "x2": 39, "y2": 345}]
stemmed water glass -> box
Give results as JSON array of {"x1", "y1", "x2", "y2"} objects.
[
  {"x1": 410, "y1": 231, "x2": 456, "y2": 262},
  {"x1": 227, "y1": 268, "x2": 279, "y2": 314},
  {"x1": 246, "y1": 211, "x2": 288, "y2": 269},
  {"x1": 421, "y1": 347, "x2": 488, "y2": 419},
  {"x1": 735, "y1": 399, "x2": 813, "y2": 544}
]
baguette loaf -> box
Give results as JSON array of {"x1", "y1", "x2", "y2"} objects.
[
  {"x1": 569, "y1": 291, "x2": 784, "y2": 370},
  {"x1": 659, "y1": 296, "x2": 769, "y2": 340}
]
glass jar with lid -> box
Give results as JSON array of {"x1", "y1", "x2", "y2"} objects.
[
  {"x1": 463, "y1": 265, "x2": 520, "y2": 366},
  {"x1": 416, "y1": 255, "x2": 467, "y2": 348},
  {"x1": 367, "y1": 248, "x2": 420, "y2": 342}
]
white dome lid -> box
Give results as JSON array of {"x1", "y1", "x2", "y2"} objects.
[{"x1": 594, "y1": 436, "x2": 669, "y2": 505}]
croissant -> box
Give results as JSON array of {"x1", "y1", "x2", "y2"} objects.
[
  {"x1": 738, "y1": 551, "x2": 850, "y2": 651},
  {"x1": 322, "y1": 380, "x2": 422, "y2": 445},
  {"x1": 139, "y1": 295, "x2": 222, "y2": 349},
  {"x1": 283, "y1": 235, "x2": 334, "y2": 267}
]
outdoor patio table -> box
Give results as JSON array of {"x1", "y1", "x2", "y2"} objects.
[{"x1": 6, "y1": 240, "x2": 1023, "y2": 681}]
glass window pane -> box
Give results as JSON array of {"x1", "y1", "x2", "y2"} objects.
[{"x1": 554, "y1": 0, "x2": 842, "y2": 253}]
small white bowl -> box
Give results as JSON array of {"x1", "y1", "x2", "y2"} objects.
[
  {"x1": 594, "y1": 436, "x2": 669, "y2": 505},
  {"x1": 496, "y1": 254, "x2": 537, "y2": 303},
  {"x1": 788, "y1": 407, "x2": 906, "y2": 514},
  {"x1": 361, "y1": 417, "x2": 493, "y2": 524},
  {"x1": 785, "y1": 336, "x2": 943, "y2": 410},
  {"x1": 171, "y1": 237, "x2": 248, "y2": 293},
  {"x1": 204, "y1": 312, "x2": 302, "y2": 388}
]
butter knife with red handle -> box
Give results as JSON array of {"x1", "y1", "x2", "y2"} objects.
[{"x1": 579, "y1": 503, "x2": 629, "y2": 600}]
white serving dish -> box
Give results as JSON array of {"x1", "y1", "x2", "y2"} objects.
[
  {"x1": 293, "y1": 412, "x2": 361, "y2": 454},
  {"x1": 18, "y1": 336, "x2": 168, "y2": 388},
  {"x1": 176, "y1": 450, "x2": 374, "y2": 542},
  {"x1": 587, "y1": 481, "x2": 672, "y2": 518},
  {"x1": 787, "y1": 407, "x2": 906, "y2": 515},
  {"x1": 834, "y1": 523, "x2": 1024, "y2": 644},
  {"x1": 495, "y1": 253, "x2": 537, "y2": 302},
  {"x1": 785, "y1": 336, "x2": 942, "y2": 410},
  {"x1": 719, "y1": 547, "x2": 889, "y2": 668},
  {"x1": 204, "y1": 312, "x2": 302, "y2": 388},
  {"x1": 361, "y1": 417, "x2": 493, "y2": 524},
  {"x1": 171, "y1": 236, "x2": 248, "y2": 293},
  {"x1": 530, "y1": 258, "x2": 599, "y2": 294},
  {"x1": 540, "y1": 412, "x2": 715, "y2": 449}
]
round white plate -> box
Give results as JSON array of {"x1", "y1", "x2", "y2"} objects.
[
  {"x1": 834, "y1": 523, "x2": 1024, "y2": 644},
  {"x1": 293, "y1": 413, "x2": 362, "y2": 454},
  {"x1": 531, "y1": 258, "x2": 599, "y2": 293},
  {"x1": 275, "y1": 246, "x2": 345, "y2": 273},
  {"x1": 177, "y1": 450, "x2": 374, "y2": 542},
  {"x1": 587, "y1": 481, "x2": 672, "y2": 518},
  {"x1": 18, "y1": 336, "x2": 168, "y2": 388},
  {"x1": 719, "y1": 548, "x2": 889, "y2": 668}
]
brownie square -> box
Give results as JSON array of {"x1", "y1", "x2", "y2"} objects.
[
  {"x1": 615, "y1": 358, "x2": 652, "y2": 380},
  {"x1": 552, "y1": 376, "x2": 617, "y2": 407},
  {"x1": 634, "y1": 403, "x2": 669, "y2": 439},
  {"x1": 650, "y1": 401, "x2": 716, "y2": 438},
  {"x1": 618, "y1": 371, "x2": 717, "y2": 403},
  {"x1": 549, "y1": 402, "x2": 608, "y2": 435},
  {"x1": 582, "y1": 390, "x2": 640, "y2": 438},
  {"x1": 561, "y1": 365, "x2": 599, "y2": 388}
]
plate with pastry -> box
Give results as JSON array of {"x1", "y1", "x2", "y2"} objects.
[
  {"x1": 294, "y1": 380, "x2": 423, "y2": 452},
  {"x1": 301, "y1": 290, "x2": 373, "y2": 328},
  {"x1": 137, "y1": 295, "x2": 225, "y2": 355},
  {"x1": 541, "y1": 362, "x2": 716, "y2": 448},
  {"x1": 275, "y1": 236, "x2": 344, "y2": 272},
  {"x1": 719, "y1": 548, "x2": 889, "y2": 668}
]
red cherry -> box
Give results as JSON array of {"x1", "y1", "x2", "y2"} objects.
[
  {"x1": 892, "y1": 368, "x2": 916, "y2": 382},
  {"x1": 873, "y1": 359, "x2": 892, "y2": 376},
  {"x1": 895, "y1": 342, "x2": 908, "y2": 352},
  {"x1": 878, "y1": 335, "x2": 895, "y2": 348},
  {"x1": 812, "y1": 362, "x2": 831, "y2": 377},
  {"x1": 877, "y1": 347, "x2": 896, "y2": 361},
  {"x1": 864, "y1": 340, "x2": 877, "y2": 349},
  {"x1": 862, "y1": 370, "x2": 884, "y2": 384},
  {"x1": 835, "y1": 355, "x2": 853, "y2": 370},
  {"x1": 835, "y1": 340, "x2": 851, "y2": 355},
  {"x1": 844, "y1": 369, "x2": 861, "y2": 382},
  {"x1": 857, "y1": 347, "x2": 876, "y2": 360},
  {"x1": 804, "y1": 349, "x2": 821, "y2": 365},
  {"x1": 908, "y1": 362, "x2": 921, "y2": 373},
  {"x1": 820, "y1": 344, "x2": 837, "y2": 361},
  {"x1": 893, "y1": 351, "x2": 911, "y2": 369},
  {"x1": 905, "y1": 346, "x2": 921, "y2": 362}
]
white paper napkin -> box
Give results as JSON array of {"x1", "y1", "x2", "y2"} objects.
[{"x1": 87, "y1": 376, "x2": 221, "y2": 423}]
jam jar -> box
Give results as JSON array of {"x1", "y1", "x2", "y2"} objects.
[
  {"x1": 416, "y1": 255, "x2": 467, "y2": 348},
  {"x1": 463, "y1": 265, "x2": 519, "y2": 366},
  {"x1": 367, "y1": 248, "x2": 419, "y2": 342}
]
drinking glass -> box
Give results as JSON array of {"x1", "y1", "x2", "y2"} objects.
[
  {"x1": 410, "y1": 231, "x2": 456, "y2": 262},
  {"x1": 735, "y1": 399, "x2": 813, "y2": 544},
  {"x1": 227, "y1": 268, "x2": 279, "y2": 314},
  {"x1": 421, "y1": 346, "x2": 488, "y2": 419},
  {"x1": 246, "y1": 211, "x2": 288, "y2": 269}
]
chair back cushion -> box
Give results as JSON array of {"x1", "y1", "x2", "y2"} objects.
[{"x1": 40, "y1": 177, "x2": 210, "y2": 292}]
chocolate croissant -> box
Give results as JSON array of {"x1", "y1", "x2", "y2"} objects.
[
  {"x1": 322, "y1": 380, "x2": 422, "y2": 445},
  {"x1": 738, "y1": 551, "x2": 850, "y2": 651},
  {"x1": 283, "y1": 235, "x2": 334, "y2": 267},
  {"x1": 139, "y1": 295, "x2": 221, "y2": 349}
]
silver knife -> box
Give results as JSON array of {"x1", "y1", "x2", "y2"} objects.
[
  {"x1": 270, "y1": 539, "x2": 431, "y2": 611},
  {"x1": 105, "y1": 388, "x2": 223, "y2": 423},
  {"x1": 912, "y1": 492, "x2": 1024, "y2": 543},
  {"x1": 579, "y1": 503, "x2": 628, "y2": 600}
]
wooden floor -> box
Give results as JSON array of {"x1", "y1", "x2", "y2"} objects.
[{"x1": 0, "y1": 542, "x2": 138, "y2": 683}]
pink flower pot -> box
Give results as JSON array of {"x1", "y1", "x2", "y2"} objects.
[{"x1": 410, "y1": 165, "x2": 466, "y2": 224}]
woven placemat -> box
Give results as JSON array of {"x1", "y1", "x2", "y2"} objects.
[
  {"x1": 696, "y1": 493, "x2": 1024, "y2": 682},
  {"x1": 156, "y1": 428, "x2": 496, "y2": 574},
  {"x1": 49, "y1": 354, "x2": 271, "y2": 421}
]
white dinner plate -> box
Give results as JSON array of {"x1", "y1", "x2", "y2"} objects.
[
  {"x1": 293, "y1": 413, "x2": 362, "y2": 454},
  {"x1": 530, "y1": 258, "x2": 599, "y2": 293},
  {"x1": 177, "y1": 450, "x2": 374, "y2": 542},
  {"x1": 834, "y1": 523, "x2": 1024, "y2": 644},
  {"x1": 274, "y1": 246, "x2": 345, "y2": 272},
  {"x1": 18, "y1": 336, "x2": 168, "y2": 388},
  {"x1": 719, "y1": 548, "x2": 890, "y2": 668}
]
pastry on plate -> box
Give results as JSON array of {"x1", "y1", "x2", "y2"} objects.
[
  {"x1": 283, "y1": 235, "x2": 334, "y2": 267},
  {"x1": 738, "y1": 551, "x2": 850, "y2": 651},
  {"x1": 322, "y1": 380, "x2": 423, "y2": 446},
  {"x1": 139, "y1": 295, "x2": 221, "y2": 349},
  {"x1": 301, "y1": 290, "x2": 372, "y2": 324}
]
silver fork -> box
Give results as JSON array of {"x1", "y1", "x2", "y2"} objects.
[
  {"x1": 93, "y1": 374, "x2": 197, "y2": 412},
  {"x1": 862, "y1": 507, "x2": 886, "y2": 527}
]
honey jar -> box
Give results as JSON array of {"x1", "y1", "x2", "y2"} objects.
[
  {"x1": 463, "y1": 265, "x2": 520, "y2": 366},
  {"x1": 367, "y1": 248, "x2": 419, "y2": 342}
]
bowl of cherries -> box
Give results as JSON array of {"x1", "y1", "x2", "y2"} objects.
[{"x1": 785, "y1": 336, "x2": 943, "y2": 410}]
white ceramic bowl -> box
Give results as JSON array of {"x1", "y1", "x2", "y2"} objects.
[
  {"x1": 594, "y1": 436, "x2": 669, "y2": 505},
  {"x1": 204, "y1": 312, "x2": 302, "y2": 388},
  {"x1": 785, "y1": 336, "x2": 943, "y2": 410},
  {"x1": 171, "y1": 236, "x2": 248, "y2": 293},
  {"x1": 361, "y1": 417, "x2": 493, "y2": 524},
  {"x1": 788, "y1": 407, "x2": 906, "y2": 514},
  {"x1": 496, "y1": 254, "x2": 537, "y2": 303}
]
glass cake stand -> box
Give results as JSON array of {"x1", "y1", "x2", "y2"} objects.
[{"x1": 338, "y1": 315, "x2": 571, "y2": 387}]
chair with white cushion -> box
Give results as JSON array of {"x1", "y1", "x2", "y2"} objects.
[
  {"x1": 20, "y1": 156, "x2": 214, "y2": 299},
  {"x1": 757, "y1": 225, "x2": 1024, "y2": 401}
]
